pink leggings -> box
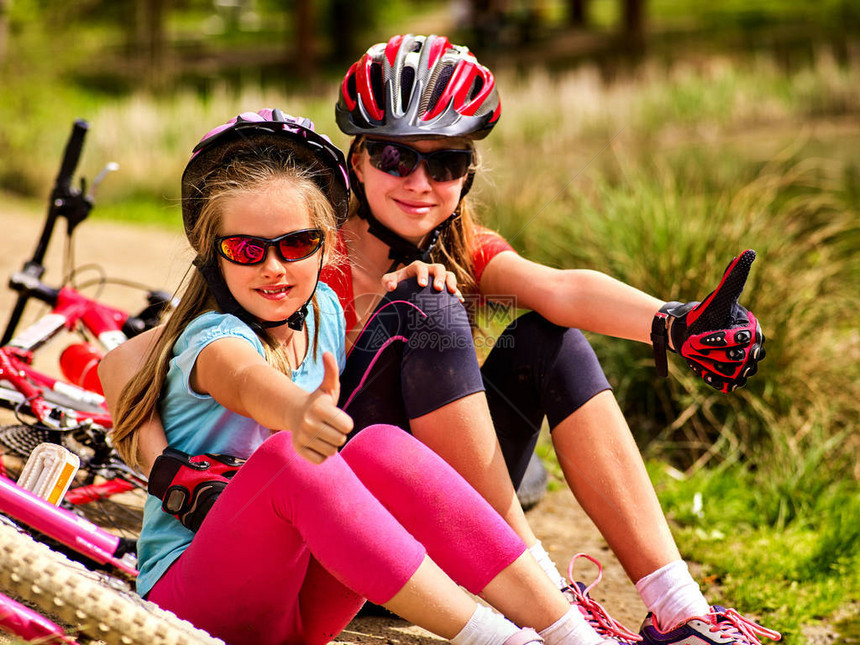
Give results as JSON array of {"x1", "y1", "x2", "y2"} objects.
[{"x1": 148, "y1": 424, "x2": 526, "y2": 645}]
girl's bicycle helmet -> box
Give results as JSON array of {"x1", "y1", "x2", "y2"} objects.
[
  {"x1": 182, "y1": 108, "x2": 350, "y2": 234},
  {"x1": 336, "y1": 34, "x2": 501, "y2": 140},
  {"x1": 183, "y1": 109, "x2": 350, "y2": 331}
]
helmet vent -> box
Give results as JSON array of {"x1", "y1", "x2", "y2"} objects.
[
  {"x1": 400, "y1": 66, "x2": 415, "y2": 113},
  {"x1": 370, "y1": 64, "x2": 385, "y2": 120},
  {"x1": 425, "y1": 65, "x2": 455, "y2": 114},
  {"x1": 469, "y1": 76, "x2": 484, "y2": 100}
]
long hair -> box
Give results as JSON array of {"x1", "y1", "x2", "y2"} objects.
[{"x1": 112, "y1": 151, "x2": 341, "y2": 470}]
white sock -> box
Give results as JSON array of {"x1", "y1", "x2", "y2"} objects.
[
  {"x1": 451, "y1": 604, "x2": 521, "y2": 645},
  {"x1": 529, "y1": 541, "x2": 568, "y2": 590},
  {"x1": 634, "y1": 560, "x2": 710, "y2": 630},
  {"x1": 539, "y1": 606, "x2": 604, "y2": 645}
]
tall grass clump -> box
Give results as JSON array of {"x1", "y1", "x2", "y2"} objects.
[
  {"x1": 482, "y1": 56, "x2": 859, "y2": 640},
  {"x1": 479, "y1": 52, "x2": 859, "y2": 477}
]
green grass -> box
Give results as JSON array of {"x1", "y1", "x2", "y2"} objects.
[{"x1": 647, "y1": 461, "x2": 860, "y2": 641}]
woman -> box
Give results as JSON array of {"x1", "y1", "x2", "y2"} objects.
[
  {"x1": 325, "y1": 34, "x2": 774, "y2": 645},
  {"x1": 102, "y1": 36, "x2": 776, "y2": 645}
]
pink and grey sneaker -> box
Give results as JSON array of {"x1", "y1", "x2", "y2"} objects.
[
  {"x1": 639, "y1": 606, "x2": 781, "y2": 644},
  {"x1": 564, "y1": 553, "x2": 642, "y2": 644}
]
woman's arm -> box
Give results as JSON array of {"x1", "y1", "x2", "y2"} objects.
[
  {"x1": 479, "y1": 252, "x2": 664, "y2": 344},
  {"x1": 194, "y1": 339, "x2": 352, "y2": 464},
  {"x1": 99, "y1": 329, "x2": 168, "y2": 477}
]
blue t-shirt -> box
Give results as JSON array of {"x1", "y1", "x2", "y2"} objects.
[{"x1": 137, "y1": 282, "x2": 345, "y2": 596}]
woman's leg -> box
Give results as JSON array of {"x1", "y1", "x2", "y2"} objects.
[
  {"x1": 340, "y1": 278, "x2": 538, "y2": 544},
  {"x1": 340, "y1": 277, "x2": 485, "y2": 432},
  {"x1": 148, "y1": 431, "x2": 479, "y2": 645},
  {"x1": 481, "y1": 312, "x2": 682, "y2": 582}
]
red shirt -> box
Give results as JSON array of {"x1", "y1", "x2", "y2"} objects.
[{"x1": 320, "y1": 227, "x2": 516, "y2": 332}]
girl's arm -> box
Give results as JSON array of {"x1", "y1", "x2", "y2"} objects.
[
  {"x1": 479, "y1": 252, "x2": 664, "y2": 344},
  {"x1": 193, "y1": 339, "x2": 353, "y2": 463}
]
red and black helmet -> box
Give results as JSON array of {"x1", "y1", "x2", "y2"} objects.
[{"x1": 336, "y1": 34, "x2": 501, "y2": 140}]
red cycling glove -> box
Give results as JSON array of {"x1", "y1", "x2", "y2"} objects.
[
  {"x1": 147, "y1": 448, "x2": 245, "y2": 532},
  {"x1": 652, "y1": 249, "x2": 765, "y2": 393}
]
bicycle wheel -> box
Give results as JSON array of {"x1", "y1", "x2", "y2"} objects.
[{"x1": 0, "y1": 520, "x2": 224, "y2": 645}]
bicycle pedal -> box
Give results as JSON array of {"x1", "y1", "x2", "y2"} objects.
[{"x1": 17, "y1": 443, "x2": 80, "y2": 505}]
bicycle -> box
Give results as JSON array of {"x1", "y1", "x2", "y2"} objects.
[
  {"x1": 0, "y1": 446, "x2": 224, "y2": 644},
  {"x1": 0, "y1": 119, "x2": 174, "y2": 526},
  {"x1": 0, "y1": 120, "x2": 223, "y2": 644}
]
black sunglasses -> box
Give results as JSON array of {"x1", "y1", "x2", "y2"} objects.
[
  {"x1": 215, "y1": 228, "x2": 324, "y2": 266},
  {"x1": 363, "y1": 140, "x2": 473, "y2": 182}
]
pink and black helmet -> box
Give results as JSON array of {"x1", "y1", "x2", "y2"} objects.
[
  {"x1": 182, "y1": 108, "x2": 350, "y2": 235},
  {"x1": 336, "y1": 34, "x2": 501, "y2": 140},
  {"x1": 183, "y1": 109, "x2": 349, "y2": 331}
]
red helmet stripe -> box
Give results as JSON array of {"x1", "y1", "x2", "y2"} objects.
[
  {"x1": 425, "y1": 35, "x2": 451, "y2": 68},
  {"x1": 384, "y1": 35, "x2": 404, "y2": 66},
  {"x1": 463, "y1": 67, "x2": 497, "y2": 117},
  {"x1": 354, "y1": 55, "x2": 384, "y2": 121},
  {"x1": 340, "y1": 62, "x2": 358, "y2": 111},
  {"x1": 422, "y1": 59, "x2": 496, "y2": 120}
]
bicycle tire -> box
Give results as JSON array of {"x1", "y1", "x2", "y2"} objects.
[{"x1": 0, "y1": 520, "x2": 224, "y2": 645}]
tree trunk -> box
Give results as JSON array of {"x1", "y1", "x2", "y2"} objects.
[
  {"x1": 622, "y1": 0, "x2": 645, "y2": 49},
  {"x1": 135, "y1": 0, "x2": 168, "y2": 89},
  {"x1": 328, "y1": 0, "x2": 357, "y2": 64},
  {"x1": 568, "y1": 0, "x2": 588, "y2": 27},
  {"x1": 0, "y1": 0, "x2": 9, "y2": 65},
  {"x1": 294, "y1": 0, "x2": 315, "y2": 78}
]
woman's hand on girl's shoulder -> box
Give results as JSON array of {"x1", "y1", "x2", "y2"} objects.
[{"x1": 381, "y1": 261, "x2": 464, "y2": 302}]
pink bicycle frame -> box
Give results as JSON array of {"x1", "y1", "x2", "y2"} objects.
[
  {"x1": 0, "y1": 592, "x2": 79, "y2": 643},
  {"x1": 0, "y1": 285, "x2": 141, "y2": 500},
  {"x1": 0, "y1": 473, "x2": 139, "y2": 643}
]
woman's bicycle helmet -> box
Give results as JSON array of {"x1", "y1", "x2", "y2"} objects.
[
  {"x1": 336, "y1": 35, "x2": 500, "y2": 268},
  {"x1": 336, "y1": 34, "x2": 500, "y2": 140},
  {"x1": 182, "y1": 109, "x2": 350, "y2": 331}
]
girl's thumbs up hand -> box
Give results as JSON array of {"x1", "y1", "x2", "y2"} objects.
[{"x1": 292, "y1": 352, "x2": 354, "y2": 463}]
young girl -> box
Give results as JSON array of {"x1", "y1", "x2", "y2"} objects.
[
  {"x1": 107, "y1": 110, "x2": 631, "y2": 645},
  {"x1": 324, "y1": 34, "x2": 777, "y2": 645}
]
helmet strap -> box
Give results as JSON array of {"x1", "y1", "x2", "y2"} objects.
[
  {"x1": 193, "y1": 250, "x2": 324, "y2": 334},
  {"x1": 348, "y1": 139, "x2": 462, "y2": 270},
  {"x1": 357, "y1": 198, "x2": 456, "y2": 270}
]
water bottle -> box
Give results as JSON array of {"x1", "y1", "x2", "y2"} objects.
[{"x1": 59, "y1": 342, "x2": 104, "y2": 395}]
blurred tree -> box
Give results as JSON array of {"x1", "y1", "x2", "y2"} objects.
[
  {"x1": 568, "y1": 0, "x2": 588, "y2": 27},
  {"x1": 135, "y1": 0, "x2": 168, "y2": 89},
  {"x1": 294, "y1": 0, "x2": 314, "y2": 76},
  {"x1": 328, "y1": 0, "x2": 360, "y2": 65},
  {"x1": 0, "y1": 0, "x2": 7, "y2": 65},
  {"x1": 622, "y1": 0, "x2": 645, "y2": 49}
]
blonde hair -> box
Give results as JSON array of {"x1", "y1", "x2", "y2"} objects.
[{"x1": 112, "y1": 150, "x2": 342, "y2": 470}]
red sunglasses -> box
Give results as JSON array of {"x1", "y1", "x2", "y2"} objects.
[{"x1": 215, "y1": 228, "x2": 324, "y2": 266}]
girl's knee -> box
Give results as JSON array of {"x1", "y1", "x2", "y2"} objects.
[{"x1": 342, "y1": 424, "x2": 408, "y2": 459}]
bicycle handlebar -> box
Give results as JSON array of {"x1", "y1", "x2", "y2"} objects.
[
  {"x1": 2, "y1": 120, "x2": 92, "y2": 345},
  {"x1": 7, "y1": 271, "x2": 61, "y2": 308},
  {"x1": 54, "y1": 119, "x2": 88, "y2": 196}
]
